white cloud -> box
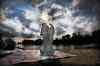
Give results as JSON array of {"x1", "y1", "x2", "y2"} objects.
[
  {"x1": 29, "y1": 22, "x2": 40, "y2": 31},
  {"x1": 2, "y1": 17, "x2": 24, "y2": 32},
  {"x1": 24, "y1": 8, "x2": 40, "y2": 21},
  {"x1": 1, "y1": 0, "x2": 97, "y2": 39}
]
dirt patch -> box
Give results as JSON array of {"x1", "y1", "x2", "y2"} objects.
[{"x1": 59, "y1": 48, "x2": 97, "y2": 65}]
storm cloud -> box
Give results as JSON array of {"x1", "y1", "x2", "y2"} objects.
[{"x1": 0, "y1": 0, "x2": 99, "y2": 39}]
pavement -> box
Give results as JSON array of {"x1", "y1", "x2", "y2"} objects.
[{"x1": 0, "y1": 48, "x2": 76, "y2": 65}]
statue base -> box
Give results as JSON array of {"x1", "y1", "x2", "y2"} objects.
[
  {"x1": 40, "y1": 50, "x2": 77, "y2": 60},
  {"x1": 22, "y1": 49, "x2": 77, "y2": 62}
]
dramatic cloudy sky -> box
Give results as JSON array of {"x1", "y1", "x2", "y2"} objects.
[{"x1": 0, "y1": 0, "x2": 99, "y2": 39}]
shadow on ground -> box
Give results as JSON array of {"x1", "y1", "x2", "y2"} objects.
[{"x1": 13, "y1": 59, "x2": 96, "y2": 66}]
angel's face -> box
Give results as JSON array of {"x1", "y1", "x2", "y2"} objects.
[{"x1": 40, "y1": 10, "x2": 52, "y2": 24}]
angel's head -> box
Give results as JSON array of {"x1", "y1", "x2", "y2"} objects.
[{"x1": 40, "y1": 9, "x2": 53, "y2": 24}]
